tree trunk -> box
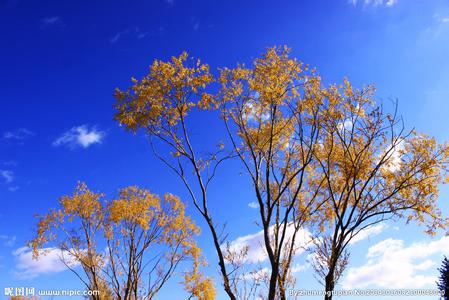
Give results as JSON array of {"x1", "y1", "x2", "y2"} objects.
[
  {"x1": 324, "y1": 272, "x2": 335, "y2": 300},
  {"x1": 268, "y1": 264, "x2": 279, "y2": 300},
  {"x1": 205, "y1": 216, "x2": 237, "y2": 300}
]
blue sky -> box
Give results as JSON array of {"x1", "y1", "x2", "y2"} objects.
[{"x1": 1, "y1": 0, "x2": 449, "y2": 299}]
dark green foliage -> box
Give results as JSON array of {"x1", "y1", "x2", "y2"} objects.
[{"x1": 437, "y1": 256, "x2": 449, "y2": 299}]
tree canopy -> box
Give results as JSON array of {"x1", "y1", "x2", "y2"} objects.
[{"x1": 30, "y1": 183, "x2": 215, "y2": 300}]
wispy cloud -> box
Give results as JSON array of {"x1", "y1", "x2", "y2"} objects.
[
  {"x1": 109, "y1": 33, "x2": 121, "y2": 43},
  {"x1": 137, "y1": 32, "x2": 148, "y2": 39},
  {"x1": 0, "y1": 235, "x2": 16, "y2": 247},
  {"x1": 41, "y1": 16, "x2": 64, "y2": 29},
  {"x1": 43, "y1": 16, "x2": 60, "y2": 25},
  {"x1": 1, "y1": 169, "x2": 19, "y2": 192},
  {"x1": 109, "y1": 27, "x2": 149, "y2": 44},
  {"x1": 193, "y1": 21, "x2": 200, "y2": 31},
  {"x1": 0, "y1": 170, "x2": 14, "y2": 184},
  {"x1": 348, "y1": 223, "x2": 388, "y2": 245},
  {"x1": 419, "y1": 14, "x2": 449, "y2": 41},
  {"x1": 53, "y1": 125, "x2": 105, "y2": 149},
  {"x1": 8, "y1": 186, "x2": 19, "y2": 192},
  {"x1": 350, "y1": 0, "x2": 398, "y2": 7},
  {"x1": 13, "y1": 247, "x2": 79, "y2": 279},
  {"x1": 248, "y1": 201, "x2": 258, "y2": 209},
  {"x1": 343, "y1": 236, "x2": 449, "y2": 289},
  {"x1": 434, "y1": 14, "x2": 449, "y2": 24},
  {"x1": 291, "y1": 261, "x2": 310, "y2": 273},
  {"x1": 2, "y1": 161, "x2": 17, "y2": 167},
  {"x1": 3, "y1": 128, "x2": 33, "y2": 141}
]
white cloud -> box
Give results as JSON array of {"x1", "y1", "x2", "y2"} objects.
[
  {"x1": 291, "y1": 262, "x2": 309, "y2": 273},
  {"x1": 241, "y1": 267, "x2": 269, "y2": 281},
  {"x1": 348, "y1": 223, "x2": 388, "y2": 245},
  {"x1": 381, "y1": 140, "x2": 404, "y2": 173},
  {"x1": 385, "y1": 0, "x2": 397, "y2": 6},
  {"x1": 53, "y1": 125, "x2": 105, "y2": 149},
  {"x1": 225, "y1": 224, "x2": 312, "y2": 264},
  {"x1": 342, "y1": 236, "x2": 449, "y2": 289},
  {"x1": 350, "y1": 0, "x2": 397, "y2": 7},
  {"x1": 0, "y1": 170, "x2": 14, "y2": 184},
  {"x1": 1, "y1": 169, "x2": 19, "y2": 192},
  {"x1": 3, "y1": 128, "x2": 33, "y2": 141},
  {"x1": 243, "y1": 100, "x2": 270, "y2": 123},
  {"x1": 248, "y1": 201, "x2": 258, "y2": 209},
  {"x1": 226, "y1": 221, "x2": 386, "y2": 265},
  {"x1": 337, "y1": 119, "x2": 353, "y2": 132},
  {"x1": 13, "y1": 247, "x2": 79, "y2": 279}
]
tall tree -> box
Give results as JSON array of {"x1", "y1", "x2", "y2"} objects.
[
  {"x1": 437, "y1": 256, "x2": 449, "y2": 299},
  {"x1": 29, "y1": 183, "x2": 214, "y2": 300},
  {"x1": 308, "y1": 80, "x2": 449, "y2": 300},
  {"x1": 114, "y1": 53, "x2": 237, "y2": 299},
  {"x1": 219, "y1": 47, "x2": 328, "y2": 300}
]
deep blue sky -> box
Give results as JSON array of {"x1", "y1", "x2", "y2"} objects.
[{"x1": 1, "y1": 0, "x2": 449, "y2": 299}]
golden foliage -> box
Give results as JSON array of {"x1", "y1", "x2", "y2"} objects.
[
  {"x1": 112, "y1": 46, "x2": 449, "y2": 299},
  {"x1": 114, "y1": 52, "x2": 215, "y2": 135},
  {"x1": 29, "y1": 183, "x2": 213, "y2": 300}
]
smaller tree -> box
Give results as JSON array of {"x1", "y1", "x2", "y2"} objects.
[
  {"x1": 437, "y1": 256, "x2": 449, "y2": 299},
  {"x1": 29, "y1": 182, "x2": 215, "y2": 300}
]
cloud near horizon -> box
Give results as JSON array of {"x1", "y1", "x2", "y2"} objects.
[
  {"x1": 343, "y1": 236, "x2": 449, "y2": 289},
  {"x1": 13, "y1": 247, "x2": 79, "y2": 279},
  {"x1": 225, "y1": 222, "x2": 388, "y2": 265}
]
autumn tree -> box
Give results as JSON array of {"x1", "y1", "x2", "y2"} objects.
[
  {"x1": 218, "y1": 47, "x2": 329, "y2": 300},
  {"x1": 30, "y1": 182, "x2": 214, "y2": 300},
  {"x1": 437, "y1": 256, "x2": 449, "y2": 299},
  {"x1": 308, "y1": 80, "x2": 449, "y2": 300},
  {"x1": 114, "y1": 53, "x2": 236, "y2": 299}
]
